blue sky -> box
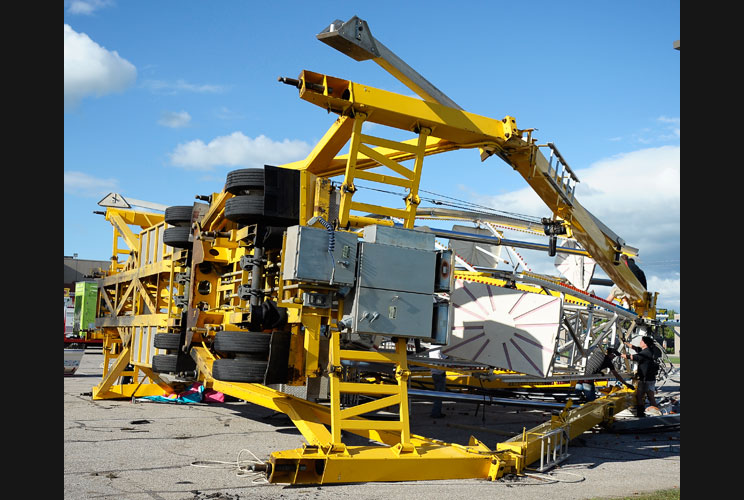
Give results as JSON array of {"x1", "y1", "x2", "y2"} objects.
[{"x1": 64, "y1": 1, "x2": 680, "y2": 312}]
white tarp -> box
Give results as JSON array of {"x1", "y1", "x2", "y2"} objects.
[
  {"x1": 445, "y1": 278, "x2": 562, "y2": 377},
  {"x1": 447, "y1": 225, "x2": 503, "y2": 268},
  {"x1": 554, "y1": 239, "x2": 596, "y2": 290}
]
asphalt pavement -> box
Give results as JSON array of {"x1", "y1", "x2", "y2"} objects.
[{"x1": 64, "y1": 348, "x2": 680, "y2": 499}]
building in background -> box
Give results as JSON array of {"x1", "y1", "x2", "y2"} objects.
[
  {"x1": 64, "y1": 256, "x2": 109, "y2": 343},
  {"x1": 64, "y1": 255, "x2": 109, "y2": 291}
]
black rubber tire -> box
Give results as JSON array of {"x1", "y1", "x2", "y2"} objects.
[
  {"x1": 154, "y1": 333, "x2": 182, "y2": 350},
  {"x1": 164, "y1": 206, "x2": 194, "y2": 227},
  {"x1": 225, "y1": 168, "x2": 264, "y2": 195},
  {"x1": 214, "y1": 331, "x2": 271, "y2": 354},
  {"x1": 212, "y1": 358, "x2": 268, "y2": 383},
  {"x1": 163, "y1": 226, "x2": 192, "y2": 249},
  {"x1": 584, "y1": 349, "x2": 607, "y2": 375},
  {"x1": 225, "y1": 194, "x2": 264, "y2": 224},
  {"x1": 152, "y1": 353, "x2": 196, "y2": 373}
]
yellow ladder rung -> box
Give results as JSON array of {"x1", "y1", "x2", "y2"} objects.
[
  {"x1": 357, "y1": 144, "x2": 415, "y2": 180},
  {"x1": 354, "y1": 169, "x2": 413, "y2": 189},
  {"x1": 359, "y1": 133, "x2": 420, "y2": 155},
  {"x1": 350, "y1": 201, "x2": 410, "y2": 219},
  {"x1": 339, "y1": 394, "x2": 401, "y2": 420}
]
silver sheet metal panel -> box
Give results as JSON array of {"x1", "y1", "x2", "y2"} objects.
[
  {"x1": 362, "y1": 224, "x2": 434, "y2": 250},
  {"x1": 352, "y1": 287, "x2": 433, "y2": 337},
  {"x1": 353, "y1": 238, "x2": 437, "y2": 338},
  {"x1": 282, "y1": 225, "x2": 358, "y2": 285},
  {"x1": 357, "y1": 242, "x2": 435, "y2": 294}
]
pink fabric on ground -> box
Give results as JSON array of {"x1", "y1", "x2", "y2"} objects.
[{"x1": 203, "y1": 389, "x2": 225, "y2": 403}]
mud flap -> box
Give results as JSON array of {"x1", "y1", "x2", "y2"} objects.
[{"x1": 265, "y1": 330, "x2": 292, "y2": 385}]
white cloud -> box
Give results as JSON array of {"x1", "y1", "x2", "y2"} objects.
[
  {"x1": 656, "y1": 115, "x2": 680, "y2": 140},
  {"x1": 64, "y1": 171, "x2": 119, "y2": 197},
  {"x1": 613, "y1": 116, "x2": 680, "y2": 145},
  {"x1": 647, "y1": 274, "x2": 681, "y2": 312},
  {"x1": 158, "y1": 110, "x2": 191, "y2": 128},
  {"x1": 64, "y1": 24, "x2": 137, "y2": 111},
  {"x1": 575, "y1": 145, "x2": 680, "y2": 247},
  {"x1": 215, "y1": 106, "x2": 245, "y2": 120},
  {"x1": 66, "y1": 0, "x2": 114, "y2": 15},
  {"x1": 462, "y1": 144, "x2": 680, "y2": 310},
  {"x1": 142, "y1": 79, "x2": 226, "y2": 94},
  {"x1": 472, "y1": 145, "x2": 680, "y2": 243},
  {"x1": 168, "y1": 132, "x2": 312, "y2": 171}
]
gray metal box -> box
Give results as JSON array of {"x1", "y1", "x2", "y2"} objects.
[
  {"x1": 357, "y1": 242, "x2": 435, "y2": 294},
  {"x1": 431, "y1": 302, "x2": 452, "y2": 345},
  {"x1": 352, "y1": 288, "x2": 433, "y2": 337},
  {"x1": 282, "y1": 225, "x2": 358, "y2": 285},
  {"x1": 362, "y1": 224, "x2": 435, "y2": 250}
]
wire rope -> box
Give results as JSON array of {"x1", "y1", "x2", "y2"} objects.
[
  {"x1": 190, "y1": 448, "x2": 269, "y2": 483},
  {"x1": 350, "y1": 181, "x2": 545, "y2": 224}
]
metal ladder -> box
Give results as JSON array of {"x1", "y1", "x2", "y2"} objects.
[
  {"x1": 542, "y1": 142, "x2": 580, "y2": 206},
  {"x1": 534, "y1": 426, "x2": 571, "y2": 472},
  {"x1": 338, "y1": 113, "x2": 430, "y2": 230},
  {"x1": 327, "y1": 333, "x2": 415, "y2": 453}
]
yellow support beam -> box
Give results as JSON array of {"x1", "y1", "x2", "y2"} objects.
[
  {"x1": 337, "y1": 113, "x2": 365, "y2": 228},
  {"x1": 292, "y1": 69, "x2": 653, "y2": 316},
  {"x1": 302, "y1": 313, "x2": 323, "y2": 378},
  {"x1": 403, "y1": 127, "x2": 430, "y2": 228},
  {"x1": 357, "y1": 143, "x2": 415, "y2": 180},
  {"x1": 297, "y1": 70, "x2": 512, "y2": 148},
  {"x1": 338, "y1": 394, "x2": 401, "y2": 420},
  {"x1": 281, "y1": 134, "x2": 459, "y2": 178},
  {"x1": 267, "y1": 389, "x2": 634, "y2": 484}
]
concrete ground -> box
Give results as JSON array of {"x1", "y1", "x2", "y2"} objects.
[{"x1": 64, "y1": 348, "x2": 680, "y2": 500}]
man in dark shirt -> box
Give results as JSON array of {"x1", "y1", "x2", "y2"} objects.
[
  {"x1": 621, "y1": 335, "x2": 659, "y2": 417},
  {"x1": 626, "y1": 257, "x2": 647, "y2": 289},
  {"x1": 575, "y1": 347, "x2": 634, "y2": 402},
  {"x1": 606, "y1": 255, "x2": 647, "y2": 307}
]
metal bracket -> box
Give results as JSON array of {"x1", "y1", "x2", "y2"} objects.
[
  {"x1": 238, "y1": 284, "x2": 264, "y2": 301},
  {"x1": 239, "y1": 254, "x2": 265, "y2": 270}
]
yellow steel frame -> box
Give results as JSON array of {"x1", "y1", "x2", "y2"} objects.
[
  {"x1": 90, "y1": 67, "x2": 647, "y2": 485},
  {"x1": 90, "y1": 191, "x2": 636, "y2": 483},
  {"x1": 187, "y1": 344, "x2": 632, "y2": 483},
  {"x1": 335, "y1": 111, "x2": 430, "y2": 229},
  {"x1": 286, "y1": 70, "x2": 654, "y2": 317},
  {"x1": 328, "y1": 335, "x2": 414, "y2": 451},
  {"x1": 92, "y1": 208, "x2": 187, "y2": 400}
]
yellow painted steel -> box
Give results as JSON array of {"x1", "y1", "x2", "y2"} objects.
[
  {"x1": 91, "y1": 206, "x2": 189, "y2": 400},
  {"x1": 297, "y1": 70, "x2": 514, "y2": 148},
  {"x1": 498, "y1": 388, "x2": 633, "y2": 466},
  {"x1": 266, "y1": 389, "x2": 633, "y2": 484},
  {"x1": 329, "y1": 110, "x2": 431, "y2": 230},
  {"x1": 89, "y1": 56, "x2": 653, "y2": 486},
  {"x1": 453, "y1": 270, "x2": 595, "y2": 308},
  {"x1": 328, "y1": 335, "x2": 414, "y2": 451},
  {"x1": 91, "y1": 202, "x2": 639, "y2": 483},
  {"x1": 289, "y1": 70, "x2": 653, "y2": 316},
  {"x1": 92, "y1": 341, "x2": 175, "y2": 400},
  {"x1": 190, "y1": 346, "x2": 409, "y2": 448}
]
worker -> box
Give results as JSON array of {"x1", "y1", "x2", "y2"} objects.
[
  {"x1": 606, "y1": 255, "x2": 647, "y2": 307},
  {"x1": 620, "y1": 336, "x2": 659, "y2": 417},
  {"x1": 428, "y1": 348, "x2": 447, "y2": 418},
  {"x1": 575, "y1": 347, "x2": 634, "y2": 402}
]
